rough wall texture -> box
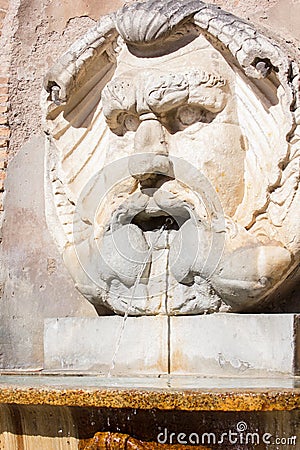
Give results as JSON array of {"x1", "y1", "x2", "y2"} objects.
[
  {"x1": 0, "y1": 0, "x2": 9, "y2": 224},
  {"x1": 0, "y1": 0, "x2": 299, "y2": 369}
]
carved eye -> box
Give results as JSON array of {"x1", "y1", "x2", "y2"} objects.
[
  {"x1": 123, "y1": 113, "x2": 140, "y2": 132},
  {"x1": 176, "y1": 105, "x2": 210, "y2": 128}
]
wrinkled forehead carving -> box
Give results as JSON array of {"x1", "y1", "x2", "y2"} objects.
[
  {"x1": 102, "y1": 68, "x2": 229, "y2": 134},
  {"x1": 104, "y1": 33, "x2": 236, "y2": 134}
]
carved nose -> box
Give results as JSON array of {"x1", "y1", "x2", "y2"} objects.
[{"x1": 128, "y1": 115, "x2": 172, "y2": 181}]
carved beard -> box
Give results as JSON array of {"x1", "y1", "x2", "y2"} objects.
[{"x1": 91, "y1": 177, "x2": 223, "y2": 316}]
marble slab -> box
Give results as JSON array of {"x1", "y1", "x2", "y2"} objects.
[
  {"x1": 44, "y1": 314, "x2": 299, "y2": 377},
  {"x1": 44, "y1": 316, "x2": 169, "y2": 375},
  {"x1": 170, "y1": 314, "x2": 299, "y2": 377}
]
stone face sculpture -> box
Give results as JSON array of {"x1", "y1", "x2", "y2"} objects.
[{"x1": 42, "y1": 0, "x2": 299, "y2": 316}]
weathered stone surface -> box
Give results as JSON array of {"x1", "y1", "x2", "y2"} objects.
[
  {"x1": 45, "y1": 0, "x2": 126, "y2": 33},
  {"x1": 170, "y1": 314, "x2": 300, "y2": 376},
  {"x1": 42, "y1": 0, "x2": 299, "y2": 316},
  {"x1": 44, "y1": 317, "x2": 169, "y2": 374},
  {"x1": 0, "y1": 0, "x2": 299, "y2": 371},
  {"x1": 44, "y1": 314, "x2": 299, "y2": 376},
  {"x1": 0, "y1": 136, "x2": 96, "y2": 370}
]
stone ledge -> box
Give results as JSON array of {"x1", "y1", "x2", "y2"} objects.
[
  {"x1": 0, "y1": 376, "x2": 299, "y2": 411},
  {"x1": 0, "y1": 125, "x2": 10, "y2": 137}
]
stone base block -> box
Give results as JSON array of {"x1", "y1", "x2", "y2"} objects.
[
  {"x1": 171, "y1": 314, "x2": 299, "y2": 377},
  {"x1": 44, "y1": 317, "x2": 169, "y2": 375},
  {"x1": 44, "y1": 314, "x2": 299, "y2": 376}
]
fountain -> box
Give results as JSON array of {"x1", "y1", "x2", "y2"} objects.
[{"x1": 0, "y1": 0, "x2": 299, "y2": 448}]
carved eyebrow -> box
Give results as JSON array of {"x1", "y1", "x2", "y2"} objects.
[{"x1": 102, "y1": 69, "x2": 227, "y2": 125}]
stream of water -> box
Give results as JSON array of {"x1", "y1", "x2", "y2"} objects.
[{"x1": 108, "y1": 220, "x2": 171, "y2": 376}]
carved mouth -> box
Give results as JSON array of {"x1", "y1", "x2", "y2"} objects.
[
  {"x1": 97, "y1": 190, "x2": 223, "y2": 316},
  {"x1": 110, "y1": 191, "x2": 193, "y2": 234},
  {"x1": 131, "y1": 210, "x2": 189, "y2": 232}
]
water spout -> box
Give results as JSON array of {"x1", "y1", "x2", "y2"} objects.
[{"x1": 108, "y1": 220, "x2": 171, "y2": 376}]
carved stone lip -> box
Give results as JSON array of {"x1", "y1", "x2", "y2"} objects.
[
  {"x1": 132, "y1": 210, "x2": 181, "y2": 232},
  {"x1": 111, "y1": 194, "x2": 193, "y2": 234}
]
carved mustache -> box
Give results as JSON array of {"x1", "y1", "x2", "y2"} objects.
[{"x1": 96, "y1": 184, "x2": 214, "y2": 290}]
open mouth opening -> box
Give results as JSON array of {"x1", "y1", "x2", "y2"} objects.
[{"x1": 132, "y1": 210, "x2": 189, "y2": 232}]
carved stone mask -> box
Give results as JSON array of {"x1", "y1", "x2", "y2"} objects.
[{"x1": 42, "y1": 0, "x2": 300, "y2": 316}]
